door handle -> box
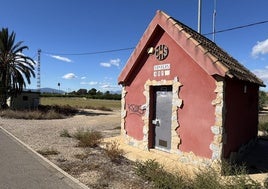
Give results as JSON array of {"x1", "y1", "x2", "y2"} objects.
[{"x1": 152, "y1": 118, "x2": 160, "y2": 126}]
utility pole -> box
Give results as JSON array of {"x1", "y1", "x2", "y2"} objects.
[
  {"x1": 212, "y1": 0, "x2": 217, "y2": 42},
  {"x1": 58, "y1": 83, "x2": 60, "y2": 94},
  {"x1": 198, "y1": 0, "x2": 202, "y2": 33},
  {"x1": 37, "y1": 49, "x2": 41, "y2": 92}
]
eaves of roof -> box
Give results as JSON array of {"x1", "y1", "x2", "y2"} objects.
[{"x1": 118, "y1": 10, "x2": 265, "y2": 87}]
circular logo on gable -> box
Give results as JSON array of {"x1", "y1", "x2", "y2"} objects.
[{"x1": 155, "y1": 44, "x2": 169, "y2": 61}]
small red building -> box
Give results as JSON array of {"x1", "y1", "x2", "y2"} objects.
[{"x1": 118, "y1": 11, "x2": 264, "y2": 164}]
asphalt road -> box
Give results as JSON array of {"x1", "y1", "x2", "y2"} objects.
[{"x1": 0, "y1": 128, "x2": 88, "y2": 189}]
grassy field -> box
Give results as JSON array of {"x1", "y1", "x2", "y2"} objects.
[{"x1": 40, "y1": 97, "x2": 121, "y2": 110}]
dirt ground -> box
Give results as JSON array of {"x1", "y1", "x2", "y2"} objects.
[
  {"x1": 1, "y1": 109, "x2": 268, "y2": 187},
  {"x1": 0, "y1": 109, "x2": 153, "y2": 189}
]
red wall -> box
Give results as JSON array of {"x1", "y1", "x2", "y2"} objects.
[
  {"x1": 124, "y1": 32, "x2": 216, "y2": 158},
  {"x1": 223, "y1": 79, "x2": 259, "y2": 158}
]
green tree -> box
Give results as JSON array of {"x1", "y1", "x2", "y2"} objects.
[
  {"x1": 88, "y1": 88, "x2": 97, "y2": 96},
  {"x1": 0, "y1": 28, "x2": 35, "y2": 109},
  {"x1": 259, "y1": 90, "x2": 267, "y2": 110}
]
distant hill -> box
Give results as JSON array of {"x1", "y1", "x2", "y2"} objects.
[
  {"x1": 110, "y1": 90, "x2": 121, "y2": 94},
  {"x1": 40, "y1": 88, "x2": 65, "y2": 94},
  {"x1": 28, "y1": 88, "x2": 65, "y2": 94},
  {"x1": 28, "y1": 88, "x2": 121, "y2": 94}
]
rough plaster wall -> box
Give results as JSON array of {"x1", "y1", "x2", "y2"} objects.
[{"x1": 120, "y1": 79, "x2": 226, "y2": 166}]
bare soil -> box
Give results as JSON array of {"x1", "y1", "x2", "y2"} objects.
[{"x1": 0, "y1": 109, "x2": 153, "y2": 189}]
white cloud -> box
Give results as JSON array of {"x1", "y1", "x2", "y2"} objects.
[
  {"x1": 100, "y1": 62, "x2": 111, "y2": 67},
  {"x1": 62, "y1": 73, "x2": 77, "y2": 79},
  {"x1": 100, "y1": 84, "x2": 121, "y2": 91},
  {"x1": 252, "y1": 66, "x2": 268, "y2": 84},
  {"x1": 110, "y1": 58, "x2": 120, "y2": 67},
  {"x1": 80, "y1": 81, "x2": 98, "y2": 85},
  {"x1": 50, "y1": 55, "x2": 72, "y2": 62},
  {"x1": 251, "y1": 39, "x2": 268, "y2": 58},
  {"x1": 81, "y1": 76, "x2": 86, "y2": 80},
  {"x1": 100, "y1": 58, "x2": 121, "y2": 68}
]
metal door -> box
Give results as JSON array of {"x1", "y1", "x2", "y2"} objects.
[{"x1": 152, "y1": 86, "x2": 172, "y2": 151}]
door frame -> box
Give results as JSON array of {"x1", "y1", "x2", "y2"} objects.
[
  {"x1": 149, "y1": 85, "x2": 173, "y2": 151},
  {"x1": 145, "y1": 78, "x2": 183, "y2": 153}
]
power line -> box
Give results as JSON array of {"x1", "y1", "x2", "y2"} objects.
[
  {"x1": 41, "y1": 19, "x2": 268, "y2": 56},
  {"x1": 204, "y1": 20, "x2": 268, "y2": 36},
  {"x1": 42, "y1": 47, "x2": 135, "y2": 56}
]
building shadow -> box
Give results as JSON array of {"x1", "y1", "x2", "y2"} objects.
[
  {"x1": 239, "y1": 138, "x2": 268, "y2": 174},
  {"x1": 77, "y1": 110, "x2": 110, "y2": 116}
]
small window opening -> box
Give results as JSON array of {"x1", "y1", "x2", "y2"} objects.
[{"x1": 244, "y1": 85, "x2": 247, "y2": 94}]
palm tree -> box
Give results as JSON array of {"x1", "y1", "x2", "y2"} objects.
[{"x1": 0, "y1": 28, "x2": 35, "y2": 109}]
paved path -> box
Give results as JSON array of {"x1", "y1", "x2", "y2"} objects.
[{"x1": 0, "y1": 128, "x2": 88, "y2": 189}]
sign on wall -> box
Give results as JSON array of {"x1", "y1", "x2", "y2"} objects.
[
  {"x1": 151, "y1": 44, "x2": 170, "y2": 77},
  {"x1": 153, "y1": 63, "x2": 170, "y2": 77}
]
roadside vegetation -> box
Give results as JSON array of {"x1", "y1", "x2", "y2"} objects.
[
  {"x1": 60, "y1": 128, "x2": 126, "y2": 164},
  {"x1": 259, "y1": 91, "x2": 268, "y2": 135},
  {"x1": 58, "y1": 128, "x2": 264, "y2": 188},
  {"x1": 73, "y1": 129, "x2": 103, "y2": 148},
  {"x1": 41, "y1": 87, "x2": 121, "y2": 100},
  {"x1": 0, "y1": 104, "x2": 78, "y2": 119},
  {"x1": 40, "y1": 96, "x2": 120, "y2": 110},
  {"x1": 37, "y1": 148, "x2": 60, "y2": 156},
  {"x1": 135, "y1": 159, "x2": 262, "y2": 189},
  {"x1": 0, "y1": 97, "x2": 120, "y2": 119}
]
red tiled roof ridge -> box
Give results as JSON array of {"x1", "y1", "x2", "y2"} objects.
[{"x1": 158, "y1": 10, "x2": 264, "y2": 86}]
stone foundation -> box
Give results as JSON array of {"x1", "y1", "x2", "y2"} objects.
[{"x1": 210, "y1": 80, "x2": 225, "y2": 161}]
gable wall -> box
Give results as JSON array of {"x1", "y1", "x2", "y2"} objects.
[
  {"x1": 123, "y1": 31, "x2": 217, "y2": 159},
  {"x1": 223, "y1": 79, "x2": 259, "y2": 158}
]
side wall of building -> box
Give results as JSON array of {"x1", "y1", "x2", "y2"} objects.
[
  {"x1": 223, "y1": 79, "x2": 259, "y2": 158},
  {"x1": 10, "y1": 92, "x2": 40, "y2": 110}
]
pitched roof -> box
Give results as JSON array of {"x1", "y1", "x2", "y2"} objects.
[{"x1": 118, "y1": 10, "x2": 265, "y2": 86}]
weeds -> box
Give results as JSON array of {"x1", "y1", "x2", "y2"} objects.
[
  {"x1": 73, "y1": 129, "x2": 103, "y2": 148},
  {"x1": 264, "y1": 178, "x2": 268, "y2": 188},
  {"x1": 60, "y1": 129, "x2": 72, "y2": 138},
  {"x1": 134, "y1": 159, "x2": 262, "y2": 189},
  {"x1": 0, "y1": 105, "x2": 78, "y2": 119},
  {"x1": 259, "y1": 114, "x2": 268, "y2": 133},
  {"x1": 74, "y1": 152, "x2": 90, "y2": 160},
  {"x1": 104, "y1": 141, "x2": 125, "y2": 163},
  {"x1": 135, "y1": 159, "x2": 186, "y2": 189},
  {"x1": 259, "y1": 122, "x2": 268, "y2": 133},
  {"x1": 37, "y1": 148, "x2": 60, "y2": 156}
]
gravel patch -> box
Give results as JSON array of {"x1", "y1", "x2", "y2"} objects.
[{"x1": 0, "y1": 109, "x2": 153, "y2": 188}]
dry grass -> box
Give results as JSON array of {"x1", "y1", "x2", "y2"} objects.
[
  {"x1": 134, "y1": 159, "x2": 262, "y2": 189},
  {"x1": 104, "y1": 141, "x2": 126, "y2": 163},
  {"x1": 73, "y1": 129, "x2": 103, "y2": 148},
  {"x1": 37, "y1": 148, "x2": 60, "y2": 156},
  {"x1": 0, "y1": 105, "x2": 78, "y2": 119},
  {"x1": 40, "y1": 97, "x2": 120, "y2": 110},
  {"x1": 259, "y1": 114, "x2": 268, "y2": 132}
]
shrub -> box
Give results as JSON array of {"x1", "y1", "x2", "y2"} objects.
[
  {"x1": 259, "y1": 122, "x2": 268, "y2": 132},
  {"x1": 73, "y1": 129, "x2": 103, "y2": 148},
  {"x1": 134, "y1": 159, "x2": 262, "y2": 189},
  {"x1": 104, "y1": 141, "x2": 125, "y2": 163},
  {"x1": 134, "y1": 159, "x2": 186, "y2": 189},
  {"x1": 192, "y1": 167, "x2": 224, "y2": 189},
  {"x1": 74, "y1": 152, "x2": 90, "y2": 160},
  {"x1": 259, "y1": 91, "x2": 267, "y2": 110},
  {"x1": 37, "y1": 148, "x2": 60, "y2": 156},
  {"x1": 60, "y1": 129, "x2": 72, "y2": 138},
  {"x1": 0, "y1": 105, "x2": 78, "y2": 119},
  {"x1": 264, "y1": 178, "x2": 268, "y2": 188}
]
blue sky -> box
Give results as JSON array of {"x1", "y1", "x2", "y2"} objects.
[{"x1": 1, "y1": 0, "x2": 268, "y2": 92}]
